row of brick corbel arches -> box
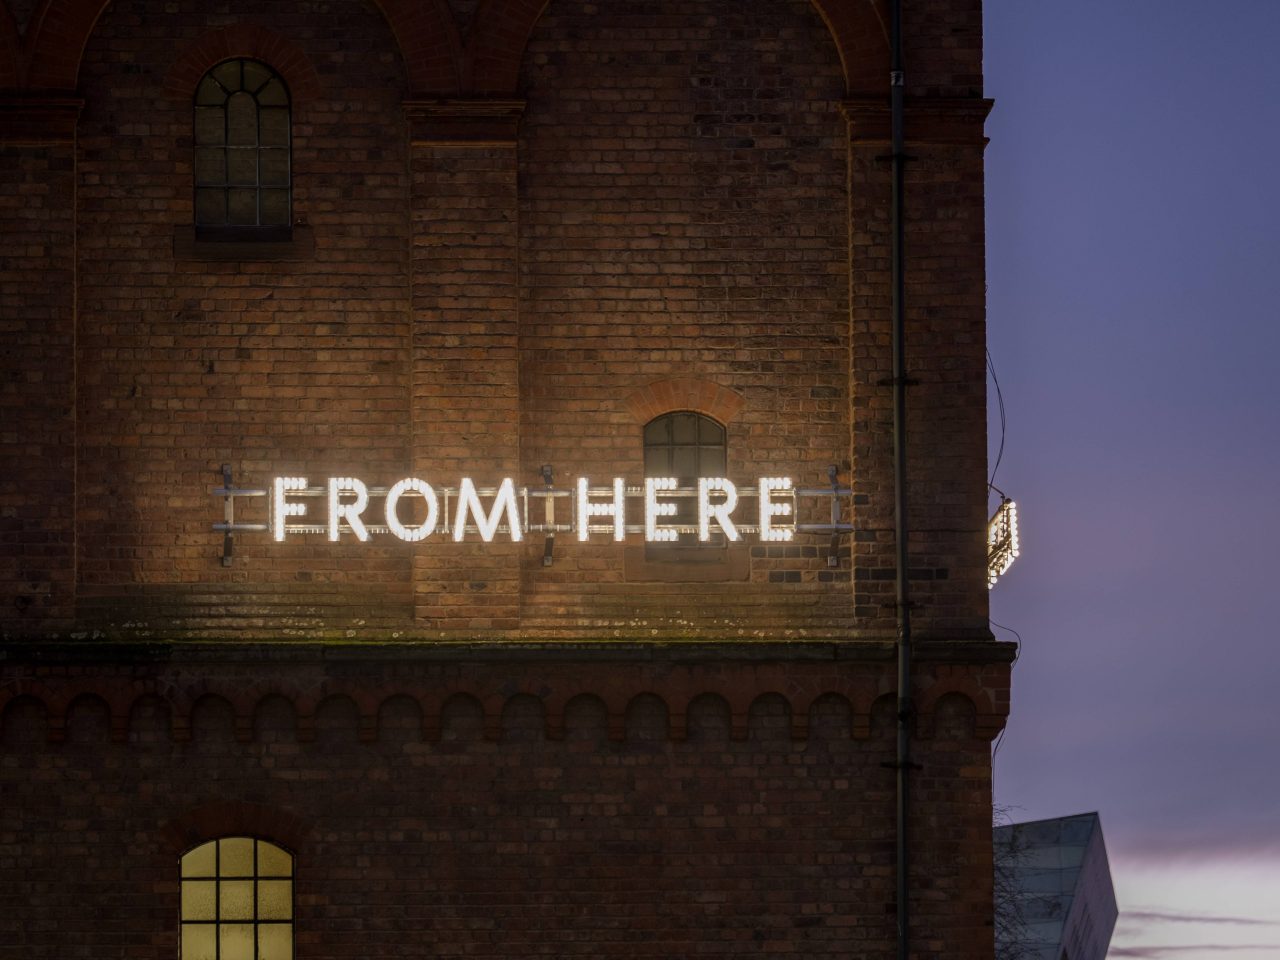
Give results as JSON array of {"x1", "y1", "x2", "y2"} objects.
[
  {"x1": 2, "y1": 0, "x2": 889, "y2": 95},
  {"x1": 0, "y1": 676, "x2": 1000, "y2": 745}
]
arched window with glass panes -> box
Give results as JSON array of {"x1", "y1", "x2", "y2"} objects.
[
  {"x1": 643, "y1": 411, "x2": 727, "y2": 547},
  {"x1": 194, "y1": 59, "x2": 291, "y2": 239},
  {"x1": 180, "y1": 836, "x2": 293, "y2": 960}
]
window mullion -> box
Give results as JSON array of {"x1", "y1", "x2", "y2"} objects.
[
  {"x1": 252, "y1": 840, "x2": 259, "y2": 960},
  {"x1": 222, "y1": 91, "x2": 231, "y2": 227},
  {"x1": 214, "y1": 840, "x2": 221, "y2": 960},
  {"x1": 255, "y1": 94, "x2": 263, "y2": 227},
  {"x1": 195, "y1": 59, "x2": 291, "y2": 233}
]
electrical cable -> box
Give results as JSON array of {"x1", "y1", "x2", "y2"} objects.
[
  {"x1": 989, "y1": 617, "x2": 1021, "y2": 665},
  {"x1": 987, "y1": 348, "x2": 1007, "y2": 492},
  {"x1": 988, "y1": 617, "x2": 1021, "y2": 796}
]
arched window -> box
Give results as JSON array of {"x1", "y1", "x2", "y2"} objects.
[
  {"x1": 194, "y1": 59, "x2": 291, "y2": 239},
  {"x1": 643, "y1": 411, "x2": 727, "y2": 545},
  {"x1": 181, "y1": 837, "x2": 293, "y2": 960}
]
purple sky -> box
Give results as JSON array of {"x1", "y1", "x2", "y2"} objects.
[{"x1": 983, "y1": 1, "x2": 1280, "y2": 955}]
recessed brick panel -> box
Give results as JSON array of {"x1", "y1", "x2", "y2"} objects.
[
  {"x1": 71, "y1": 0, "x2": 414, "y2": 630},
  {"x1": 0, "y1": 144, "x2": 77, "y2": 632},
  {"x1": 515, "y1": 0, "x2": 858, "y2": 634}
]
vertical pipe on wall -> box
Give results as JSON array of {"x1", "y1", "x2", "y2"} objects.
[{"x1": 889, "y1": 0, "x2": 912, "y2": 958}]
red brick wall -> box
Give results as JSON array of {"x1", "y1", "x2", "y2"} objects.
[
  {"x1": 514, "y1": 0, "x2": 856, "y2": 635},
  {"x1": 2, "y1": 6, "x2": 1008, "y2": 959},
  {"x1": 410, "y1": 142, "x2": 522, "y2": 629},
  {"x1": 905, "y1": 0, "x2": 984, "y2": 98},
  {"x1": 0, "y1": 141, "x2": 77, "y2": 630},
  {"x1": 1, "y1": 0, "x2": 993, "y2": 643},
  {"x1": 0, "y1": 645, "x2": 1009, "y2": 959},
  {"x1": 71, "y1": 0, "x2": 415, "y2": 630}
]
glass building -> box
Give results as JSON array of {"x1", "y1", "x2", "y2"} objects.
[{"x1": 994, "y1": 813, "x2": 1119, "y2": 960}]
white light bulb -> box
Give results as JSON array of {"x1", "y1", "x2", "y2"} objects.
[
  {"x1": 987, "y1": 500, "x2": 1020, "y2": 588},
  {"x1": 453, "y1": 477, "x2": 523, "y2": 542},
  {"x1": 758, "y1": 477, "x2": 795, "y2": 542},
  {"x1": 272, "y1": 476, "x2": 308, "y2": 541},
  {"x1": 697, "y1": 477, "x2": 740, "y2": 542},
  {"x1": 645, "y1": 477, "x2": 679, "y2": 542},
  {"x1": 328, "y1": 477, "x2": 370, "y2": 542},
  {"x1": 577, "y1": 477, "x2": 627, "y2": 542},
  {"x1": 385, "y1": 477, "x2": 439, "y2": 542}
]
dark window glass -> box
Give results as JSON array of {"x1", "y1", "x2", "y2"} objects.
[{"x1": 193, "y1": 59, "x2": 291, "y2": 238}]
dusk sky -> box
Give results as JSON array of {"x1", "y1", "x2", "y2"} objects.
[{"x1": 983, "y1": 1, "x2": 1280, "y2": 956}]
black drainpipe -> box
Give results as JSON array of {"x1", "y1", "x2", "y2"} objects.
[{"x1": 889, "y1": 0, "x2": 913, "y2": 958}]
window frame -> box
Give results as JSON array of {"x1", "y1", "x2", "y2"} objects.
[
  {"x1": 180, "y1": 836, "x2": 294, "y2": 960},
  {"x1": 193, "y1": 58, "x2": 293, "y2": 241}
]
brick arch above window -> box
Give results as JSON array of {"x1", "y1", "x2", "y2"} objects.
[
  {"x1": 161, "y1": 802, "x2": 310, "y2": 858},
  {"x1": 25, "y1": 0, "x2": 457, "y2": 92},
  {"x1": 162, "y1": 27, "x2": 322, "y2": 104},
  {"x1": 474, "y1": 0, "x2": 889, "y2": 97},
  {"x1": 622, "y1": 379, "x2": 745, "y2": 427}
]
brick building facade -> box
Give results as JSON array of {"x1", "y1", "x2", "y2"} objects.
[{"x1": 1, "y1": 0, "x2": 1012, "y2": 956}]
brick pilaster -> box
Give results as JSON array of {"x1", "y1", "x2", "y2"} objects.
[
  {"x1": 843, "y1": 97, "x2": 994, "y2": 639},
  {"x1": 407, "y1": 101, "x2": 525, "y2": 629},
  {"x1": 0, "y1": 96, "x2": 81, "y2": 633}
]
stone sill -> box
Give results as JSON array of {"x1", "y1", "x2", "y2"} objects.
[{"x1": 172, "y1": 224, "x2": 314, "y2": 261}]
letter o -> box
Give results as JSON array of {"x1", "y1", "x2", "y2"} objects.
[{"x1": 385, "y1": 478, "x2": 439, "y2": 542}]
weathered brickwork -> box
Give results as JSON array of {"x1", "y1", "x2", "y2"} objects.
[
  {"x1": 68, "y1": 0, "x2": 415, "y2": 630},
  {"x1": 0, "y1": 142, "x2": 77, "y2": 629},
  {"x1": 0, "y1": 645, "x2": 1009, "y2": 959},
  {"x1": 411, "y1": 141, "x2": 522, "y2": 629},
  {"x1": 2, "y1": 0, "x2": 1009, "y2": 956},
  {"x1": 515, "y1": 0, "x2": 856, "y2": 634},
  {"x1": 2, "y1": 0, "x2": 995, "y2": 641},
  {"x1": 845, "y1": 111, "x2": 992, "y2": 634}
]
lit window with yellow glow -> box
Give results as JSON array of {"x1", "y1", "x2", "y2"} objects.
[{"x1": 181, "y1": 837, "x2": 293, "y2": 960}]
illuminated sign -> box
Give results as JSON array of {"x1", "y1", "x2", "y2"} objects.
[
  {"x1": 268, "y1": 476, "x2": 801, "y2": 543},
  {"x1": 212, "y1": 468, "x2": 854, "y2": 565}
]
